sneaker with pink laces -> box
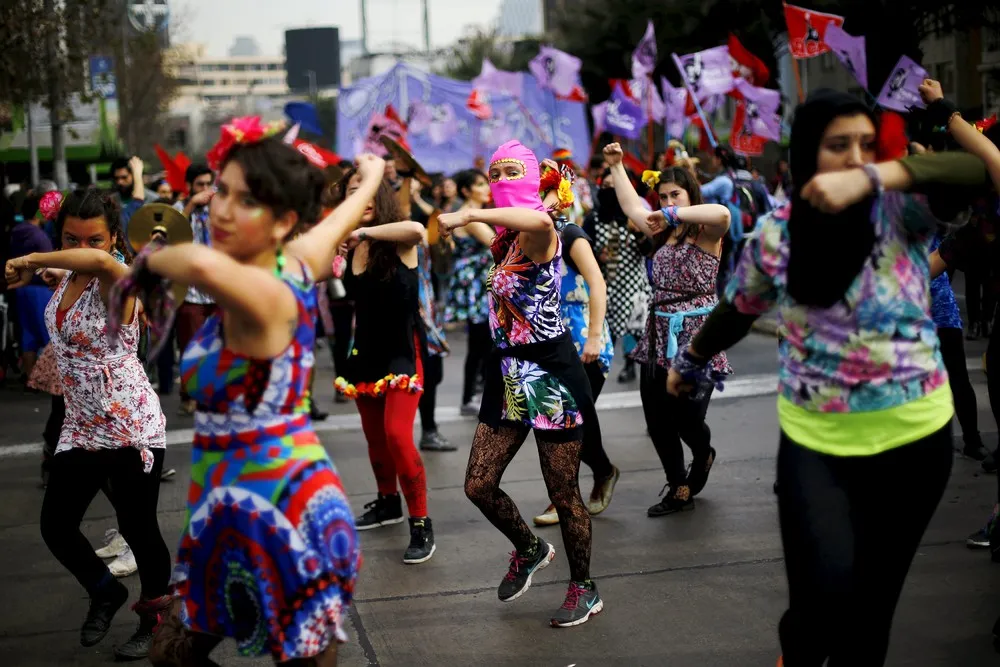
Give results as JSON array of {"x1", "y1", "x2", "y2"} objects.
[
  {"x1": 496, "y1": 538, "x2": 555, "y2": 602},
  {"x1": 550, "y1": 581, "x2": 603, "y2": 627}
]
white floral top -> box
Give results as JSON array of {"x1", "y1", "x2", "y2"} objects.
[{"x1": 46, "y1": 274, "x2": 166, "y2": 471}]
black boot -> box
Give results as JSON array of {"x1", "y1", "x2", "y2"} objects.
[
  {"x1": 114, "y1": 595, "x2": 172, "y2": 661},
  {"x1": 403, "y1": 517, "x2": 436, "y2": 564},
  {"x1": 80, "y1": 578, "x2": 129, "y2": 647},
  {"x1": 355, "y1": 493, "x2": 404, "y2": 530}
]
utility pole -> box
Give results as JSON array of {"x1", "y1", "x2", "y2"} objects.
[
  {"x1": 422, "y1": 0, "x2": 431, "y2": 53},
  {"x1": 26, "y1": 104, "x2": 40, "y2": 186},
  {"x1": 360, "y1": 0, "x2": 369, "y2": 54},
  {"x1": 43, "y1": 0, "x2": 68, "y2": 189}
]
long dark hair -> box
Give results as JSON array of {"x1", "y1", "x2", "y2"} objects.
[
  {"x1": 453, "y1": 169, "x2": 488, "y2": 201},
  {"x1": 220, "y1": 137, "x2": 325, "y2": 239},
  {"x1": 786, "y1": 89, "x2": 878, "y2": 308},
  {"x1": 56, "y1": 188, "x2": 132, "y2": 262},
  {"x1": 335, "y1": 167, "x2": 403, "y2": 281},
  {"x1": 655, "y1": 166, "x2": 704, "y2": 246}
]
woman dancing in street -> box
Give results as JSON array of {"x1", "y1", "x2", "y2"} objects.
[
  {"x1": 533, "y1": 162, "x2": 619, "y2": 526},
  {"x1": 441, "y1": 140, "x2": 601, "y2": 628},
  {"x1": 668, "y1": 89, "x2": 988, "y2": 666},
  {"x1": 5, "y1": 189, "x2": 170, "y2": 661},
  {"x1": 605, "y1": 143, "x2": 732, "y2": 517},
  {"x1": 333, "y1": 167, "x2": 437, "y2": 564},
  {"x1": 443, "y1": 169, "x2": 495, "y2": 415},
  {"x1": 110, "y1": 120, "x2": 380, "y2": 666}
]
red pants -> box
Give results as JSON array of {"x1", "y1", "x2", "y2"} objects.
[{"x1": 357, "y1": 388, "x2": 428, "y2": 517}]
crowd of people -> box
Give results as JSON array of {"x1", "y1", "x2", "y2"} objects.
[{"x1": 1, "y1": 75, "x2": 999, "y2": 666}]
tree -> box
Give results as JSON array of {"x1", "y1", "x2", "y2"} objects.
[
  {"x1": 438, "y1": 28, "x2": 543, "y2": 81},
  {"x1": 116, "y1": 30, "x2": 180, "y2": 161},
  {"x1": 551, "y1": 0, "x2": 1000, "y2": 103}
]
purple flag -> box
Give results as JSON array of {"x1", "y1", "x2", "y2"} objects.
[
  {"x1": 677, "y1": 45, "x2": 734, "y2": 98},
  {"x1": 628, "y1": 77, "x2": 665, "y2": 123},
  {"x1": 605, "y1": 84, "x2": 646, "y2": 140},
  {"x1": 530, "y1": 46, "x2": 582, "y2": 98},
  {"x1": 660, "y1": 78, "x2": 689, "y2": 138},
  {"x1": 822, "y1": 24, "x2": 867, "y2": 90},
  {"x1": 591, "y1": 101, "x2": 607, "y2": 135},
  {"x1": 408, "y1": 100, "x2": 459, "y2": 146},
  {"x1": 733, "y1": 79, "x2": 782, "y2": 141},
  {"x1": 877, "y1": 55, "x2": 927, "y2": 112},
  {"x1": 631, "y1": 20, "x2": 657, "y2": 80},
  {"x1": 473, "y1": 59, "x2": 524, "y2": 100}
]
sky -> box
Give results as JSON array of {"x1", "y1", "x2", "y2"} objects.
[{"x1": 173, "y1": 0, "x2": 506, "y2": 56}]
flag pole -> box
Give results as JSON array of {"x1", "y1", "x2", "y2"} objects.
[
  {"x1": 646, "y1": 75, "x2": 655, "y2": 167},
  {"x1": 791, "y1": 58, "x2": 805, "y2": 102},
  {"x1": 671, "y1": 53, "x2": 718, "y2": 149}
]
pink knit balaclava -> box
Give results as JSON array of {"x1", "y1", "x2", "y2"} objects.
[{"x1": 488, "y1": 140, "x2": 546, "y2": 212}]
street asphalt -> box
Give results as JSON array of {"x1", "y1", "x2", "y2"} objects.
[{"x1": 1, "y1": 327, "x2": 998, "y2": 666}]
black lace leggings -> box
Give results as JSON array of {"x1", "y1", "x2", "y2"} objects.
[{"x1": 464, "y1": 422, "x2": 591, "y2": 581}]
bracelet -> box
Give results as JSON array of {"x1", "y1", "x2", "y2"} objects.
[
  {"x1": 660, "y1": 205, "x2": 681, "y2": 228},
  {"x1": 861, "y1": 163, "x2": 884, "y2": 196}
]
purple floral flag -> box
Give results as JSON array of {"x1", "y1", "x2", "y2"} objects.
[
  {"x1": 530, "y1": 46, "x2": 583, "y2": 98},
  {"x1": 408, "y1": 100, "x2": 459, "y2": 146},
  {"x1": 876, "y1": 55, "x2": 927, "y2": 113},
  {"x1": 677, "y1": 45, "x2": 734, "y2": 98},
  {"x1": 733, "y1": 79, "x2": 782, "y2": 141},
  {"x1": 660, "y1": 78, "x2": 689, "y2": 138},
  {"x1": 605, "y1": 83, "x2": 646, "y2": 140},
  {"x1": 822, "y1": 24, "x2": 867, "y2": 90},
  {"x1": 628, "y1": 77, "x2": 665, "y2": 123},
  {"x1": 591, "y1": 101, "x2": 607, "y2": 135},
  {"x1": 473, "y1": 59, "x2": 524, "y2": 100},
  {"x1": 631, "y1": 20, "x2": 657, "y2": 80}
]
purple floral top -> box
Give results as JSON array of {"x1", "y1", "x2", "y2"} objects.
[{"x1": 726, "y1": 194, "x2": 948, "y2": 413}]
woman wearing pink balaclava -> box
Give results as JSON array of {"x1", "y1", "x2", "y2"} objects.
[{"x1": 439, "y1": 140, "x2": 602, "y2": 628}]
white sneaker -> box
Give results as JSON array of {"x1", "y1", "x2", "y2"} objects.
[
  {"x1": 108, "y1": 546, "x2": 138, "y2": 578},
  {"x1": 95, "y1": 528, "x2": 129, "y2": 559}
]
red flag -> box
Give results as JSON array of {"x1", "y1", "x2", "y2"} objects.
[
  {"x1": 783, "y1": 3, "x2": 844, "y2": 59},
  {"x1": 557, "y1": 85, "x2": 588, "y2": 102},
  {"x1": 728, "y1": 34, "x2": 770, "y2": 86},
  {"x1": 292, "y1": 139, "x2": 341, "y2": 169},
  {"x1": 465, "y1": 88, "x2": 492, "y2": 120},
  {"x1": 621, "y1": 150, "x2": 647, "y2": 175},
  {"x1": 730, "y1": 100, "x2": 767, "y2": 156},
  {"x1": 154, "y1": 144, "x2": 188, "y2": 196}
]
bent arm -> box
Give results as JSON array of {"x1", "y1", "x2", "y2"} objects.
[
  {"x1": 608, "y1": 164, "x2": 657, "y2": 239},
  {"x1": 468, "y1": 207, "x2": 553, "y2": 234},
  {"x1": 569, "y1": 238, "x2": 607, "y2": 347},
  {"x1": 690, "y1": 300, "x2": 758, "y2": 359},
  {"x1": 23, "y1": 249, "x2": 128, "y2": 288},
  {"x1": 947, "y1": 116, "x2": 1000, "y2": 192},
  {"x1": 675, "y1": 204, "x2": 731, "y2": 239},
  {"x1": 146, "y1": 243, "x2": 297, "y2": 329},
  {"x1": 359, "y1": 221, "x2": 427, "y2": 246}
]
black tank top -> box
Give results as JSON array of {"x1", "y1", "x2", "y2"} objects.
[{"x1": 342, "y1": 254, "x2": 420, "y2": 383}]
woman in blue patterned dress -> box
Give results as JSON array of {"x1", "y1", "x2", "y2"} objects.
[
  {"x1": 113, "y1": 121, "x2": 385, "y2": 666},
  {"x1": 440, "y1": 140, "x2": 602, "y2": 629}
]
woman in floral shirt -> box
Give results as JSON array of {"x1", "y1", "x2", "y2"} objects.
[
  {"x1": 5, "y1": 189, "x2": 170, "y2": 661},
  {"x1": 440, "y1": 140, "x2": 602, "y2": 628},
  {"x1": 667, "y1": 89, "x2": 988, "y2": 666}
]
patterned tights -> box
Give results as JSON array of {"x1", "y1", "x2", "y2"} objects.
[{"x1": 464, "y1": 423, "x2": 591, "y2": 581}]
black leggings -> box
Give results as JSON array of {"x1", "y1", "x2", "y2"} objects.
[
  {"x1": 463, "y1": 322, "x2": 492, "y2": 405},
  {"x1": 776, "y1": 425, "x2": 952, "y2": 666},
  {"x1": 937, "y1": 327, "x2": 981, "y2": 446},
  {"x1": 465, "y1": 423, "x2": 591, "y2": 581},
  {"x1": 966, "y1": 270, "x2": 996, "y2": 330},
  {"x1": 40, "y1": 447, "x2": 171, "y2": 598},
  {"x1": 580, "y1": 362, "x2": 613, "y2": 480},
  {"x1": 639, "y1": 364, "x2": 713, "y2": 488},
  {"x1": 418, "y1": 350, "x2": 444, "y2": 432}
]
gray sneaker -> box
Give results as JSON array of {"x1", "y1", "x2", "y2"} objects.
[
  {"x1": 419, "y1": 431, "x2": 457, "y2": 452},
  {"x1": 550, "y1": 581, "x2": 604, "y2": 628},
  {"x1": 497, "y1": 538, "x2": 555, "y2": 602}
]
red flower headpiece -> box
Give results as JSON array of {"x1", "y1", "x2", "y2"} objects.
[
  {"x1": 38, "y1": 191, "x2": 63, "y2": 221},
  {"x1": 206, "y1": 116, "x2": 286, "y2": 171},
  {"x1": 976, "y1": 114, "x2": 998, "y2": 134}
]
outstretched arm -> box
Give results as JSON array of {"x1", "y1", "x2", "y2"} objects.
[
  {"x1": 284, "y1": 153, "x2": 386, "y2": 281},
  {"x1": 603, "y1": 144, "x2": 658, "y2": 239},
  {"x1": 6, "y1": 249, "x2": 128, "y2": 289}
]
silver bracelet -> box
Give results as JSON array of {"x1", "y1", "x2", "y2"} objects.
[{"x1": 861, "y1": 163, "x2": 884, "y2": 196}]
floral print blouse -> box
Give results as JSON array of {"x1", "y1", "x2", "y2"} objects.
[
  {"x1": 488, "y1": 231, "x2": 582, "y2": 431},
  {"x1": 726, "y1": 194, "x2": 948, "y2": 413},
  {"x1": 46, "y1": 274, "x2": 166, "y2": 471}
]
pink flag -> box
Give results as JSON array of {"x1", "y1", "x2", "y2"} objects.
[
  {"x1": 822, "y1": 24, "x2": 868, "y2": 90},
  {"x1": 473, "y1": 59, "x2": 523, "y2": 100},
  {"x1": 732, "y1": 79, "x2": 782, "y2": 141},
  {"x1": 530, "y1": 45, "x2": 583, "y2": 98},
  {"x1": 660, "y1": 78, "x2": 689, "y2": 139},
  {"x1": 677, "y1": 46, "x2": 734, "y2": 98},
  {"x1": 631, "y1": 20, "x2": 657, "y2": 80}
]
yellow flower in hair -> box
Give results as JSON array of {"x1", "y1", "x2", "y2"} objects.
[
  {"x1": 556, "y1": 178, "x2": 575, "y2": 210},
  {"x1": 641, "y1": 170, "x2": 661, "y2": 189}
]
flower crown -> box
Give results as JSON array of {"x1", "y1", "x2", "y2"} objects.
[
  {"x1": 539, "y1": 163, "x2": 575, "y2": 210},
  {"x1": 206, "y1": 116, "x2": 287, "y2": 171}
]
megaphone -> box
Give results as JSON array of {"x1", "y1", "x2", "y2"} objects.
[{"x1": 127, "y1": 203, "x2": 191, "y2": 305}]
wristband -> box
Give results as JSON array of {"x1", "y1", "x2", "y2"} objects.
[
  {"x1": 671, "y1": 348, "x2": 726, "y2": 400},
  {"x1": 861, "y1": 163, "x2": 884, "y2": 196},
  {"x1": 926, "y1": 97, "x2": 959, "y2": 133},
  {"x1": 660, "y1": 205, "x2": 681, "y2": 229}
]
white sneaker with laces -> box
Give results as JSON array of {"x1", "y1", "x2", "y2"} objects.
[
  {"x1": 95, "y1": 528, "x2": 129, "y2": 559},
  {"x1": 109, "y1": 546, "x2": 138, "y2": 578}
]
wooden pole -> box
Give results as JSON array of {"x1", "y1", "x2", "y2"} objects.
[
  {"x1": 791, "y1": 57, "x2": 805, "y2": 103},
  {"x1": 646, "y1": 76, "x2": 655, "y2": 167}
]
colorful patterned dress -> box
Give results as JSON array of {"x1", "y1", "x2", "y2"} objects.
[
  {"x1": 172, "y1": 264, "x2": 360, "y2": 662},
  {"x1": 559, "y1": 223, "x2": 614, "y2": 377},
  {"x1": 488, "y1": 232, "x2": 582, "y2": 430},
  {"x1": 444, "y1": 233, "x2": 492, "y2": 325}
]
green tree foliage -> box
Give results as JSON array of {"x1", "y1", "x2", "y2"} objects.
[{"x1": 439, "y1": 28, "x2": 543, "y2": 81}]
